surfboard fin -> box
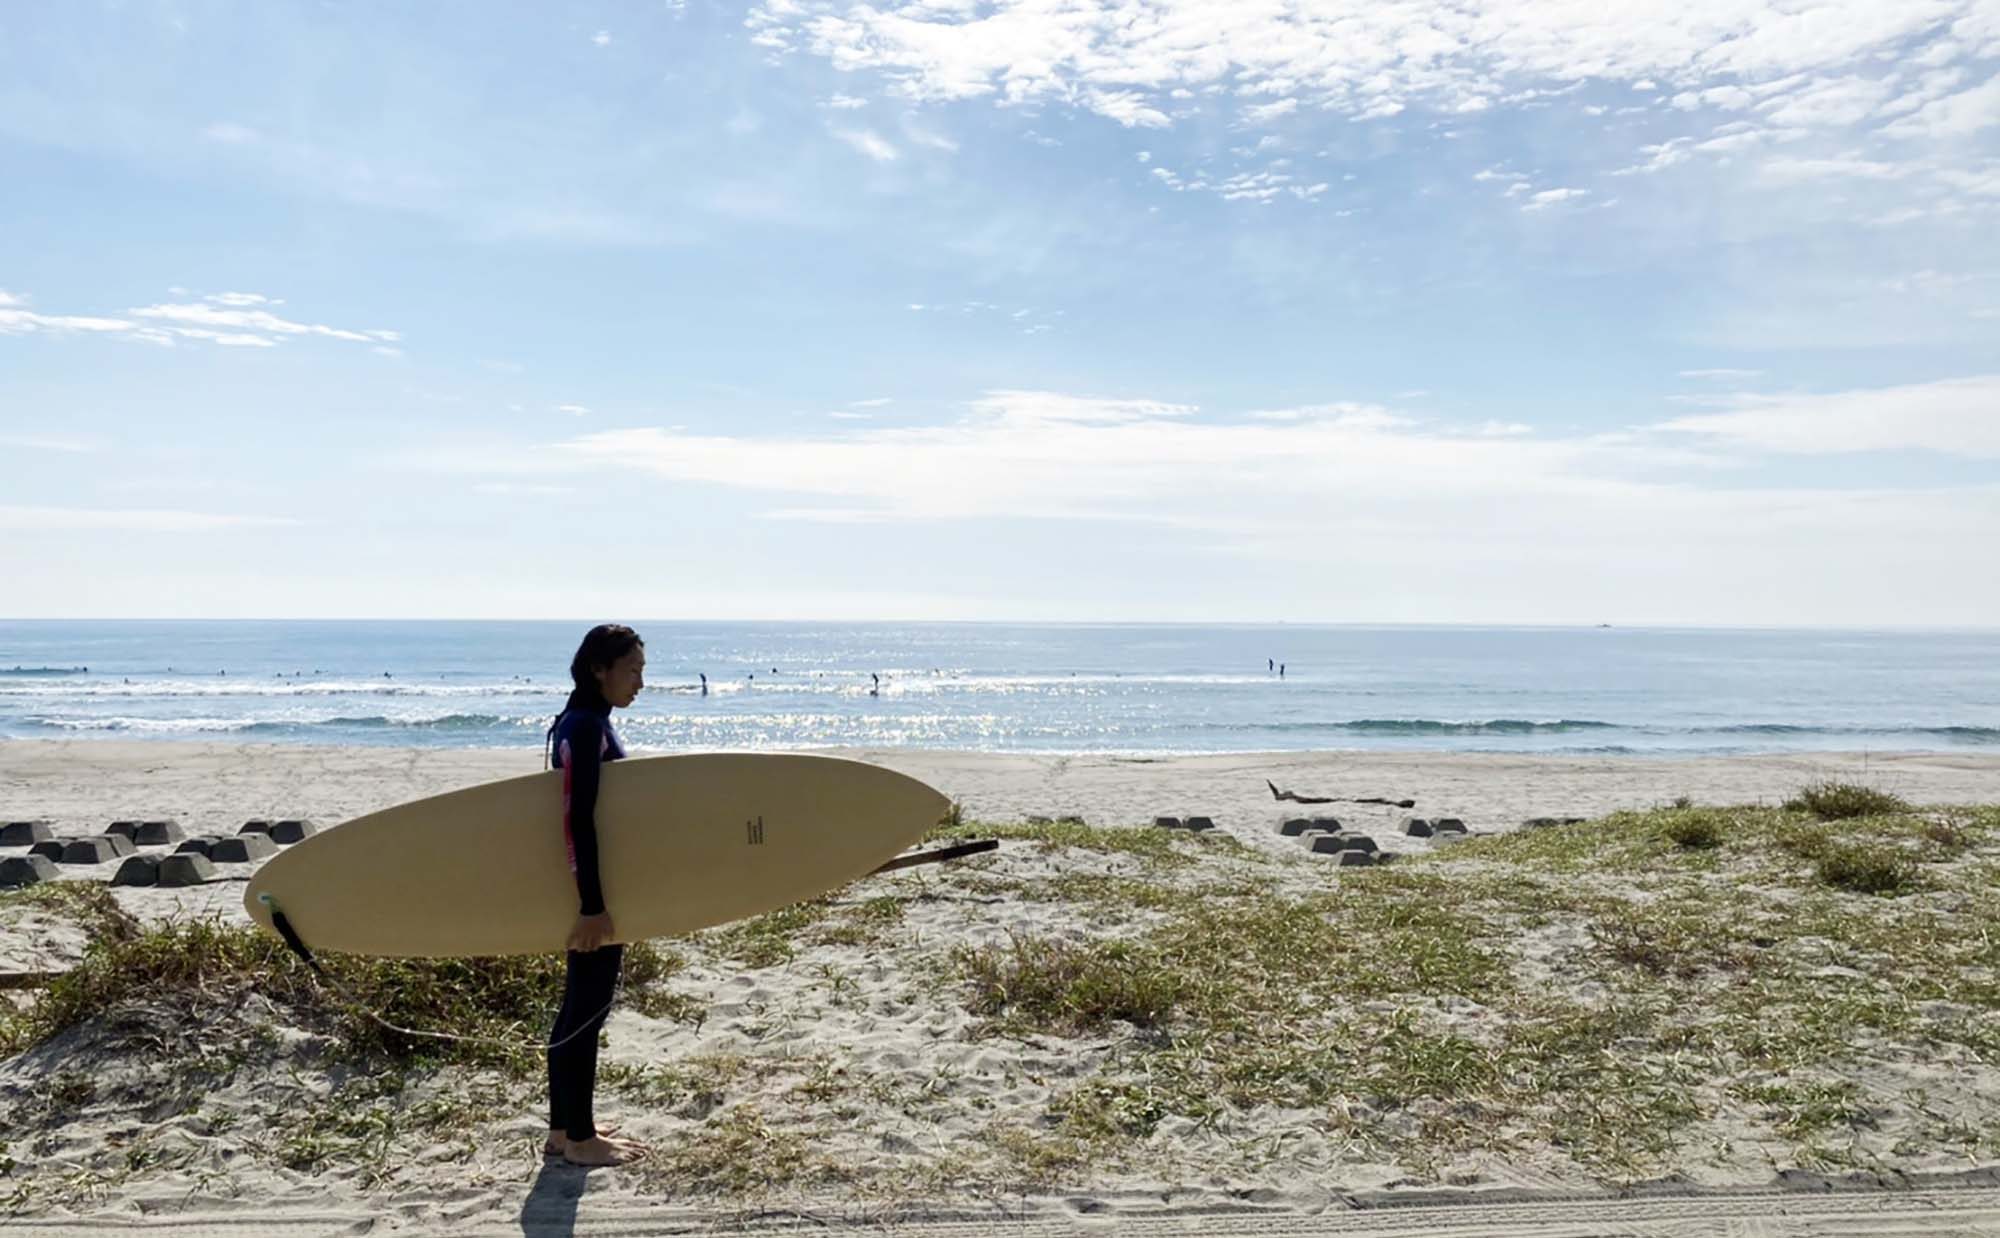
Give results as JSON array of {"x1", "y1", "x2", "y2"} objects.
[
  {"x1": 258, "y1": 893, "x2": 326, "y2": 977},
  {"x1": 868, "y1": 838, "x2": 998, "y2": 874}
]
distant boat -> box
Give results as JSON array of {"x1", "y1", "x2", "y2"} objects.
[
  {"x1": 1596, "y1": 624, "x2": 1612, "y2": 629},
  {"x1": 3, "y1": 665, "x2": 88, "y2": 676}
]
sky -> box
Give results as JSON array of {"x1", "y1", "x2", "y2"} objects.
[{"x1": 1, "y1": 0, "x2": 1997, "y2": 625}]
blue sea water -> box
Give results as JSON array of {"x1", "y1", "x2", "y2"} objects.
[{"x1": 0, "y1": 621, "x2": 1995, "y2": 755}]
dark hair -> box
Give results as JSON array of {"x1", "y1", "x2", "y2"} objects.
[{"x1": 545, "y1": 624, "x2": 644, "y2": 768}]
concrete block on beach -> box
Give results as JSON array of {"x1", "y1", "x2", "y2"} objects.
[
  {"x1": 1182, "y1": 815, "x2": 1216, "y2": 831},
  {"x1": 1311, "y1": 816, "x2": 1343, "y2": 833},
  {"x1": 1154, "y1": 816, "x2": 1182, "y2": 829},
  {"x1": 1305, "y1": 837, "x2": 1378, "y2": 865},
  {"x1": 209, "y1": 835, "x2": 278, "y2": 863},
  {"x1": 270, "y1": 819, "x2": 318, "y2": 844},
  {"x1": 176, "y1": 836, "x2": 229, "y2": 858},
  {"x1": 0, "y1": 855, "x2": 60, "y2": 888},
  {"x1": 113, "y1": 855, "x2": 161, "y2": 887},
  {"x1": 1434, "y1": 818, "x2": 1468, "y2": 833},
  {"x1": 1277, "y1": 818, "x2": 1324, "y2": 836},
  {"x1": 29, "y1": 841, "x2": 66, "y2": 861},
  {"x1": 158, "y1": 854, "x2": 218, "y2": 888},
  {"x1": 62, "y1": 836, "x2": 133, "y2": 864},
  {"x1": 240, "y1": 819, "x2": 275, "y2": 835},
  {"x1": 134, "y1": 820, "x2": 186, "y2": 846},
  {"x1": 1308, "y1": 834, "x2": 1379, "y2": 855},
  {"x1": 105, "y1": 820, "x2": 142, "y2": 840},
  {"x1": 1403, "y1": 818, "x2": 1435, "y2": 837},
  {"x1": 2, "y1": 821, "x2": 54, "y2": 846}
]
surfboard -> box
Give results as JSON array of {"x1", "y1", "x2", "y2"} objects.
[{"x1": 244, "y1": 753, "x2": 953, "y2": 959}]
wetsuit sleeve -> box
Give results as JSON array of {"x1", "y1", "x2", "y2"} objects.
[{"x1": 562, "y1": 715, "x2": 609, "y2": 917}]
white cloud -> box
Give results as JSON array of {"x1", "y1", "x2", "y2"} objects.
[
  {"x1": 472, "y1": 482, "x2": 574, "y2": 496},
  {"x1": 1680, "y1": 368, "x2": 1764, "y2": 380},
  {"x1": 746, "y1": 0, "x2": 1979, "y2": 135},
  {"x1": 1243, "y1": 98, "x2": 1299, "y2": 124},
  {"x1": 557, "y1": 403, "x2": 591, "y2": 417},
  {"x1": 747, "y1": 0, "x2": 1996, "y2": 216},
  {"x1": 1759, "y1": 155, "x2": 1905, "y2": 183},
  {"x1": 0, "y1": 505, "x2": 298, "y2": 531},
  {"x1": 592, "y1": 30, "x2": 612, "y2": 47},
  {"x1": 168, "y1": 327, "x2": 278, "y2": 347},
  {"x1": 1659, "y1": 375, "x2": 2000, "y2": 458},
  {"x1": 834, "y1": 128, "x2": 899, "y2": 162},
  {"x1": 903, "y1": 122, "x2": 960, "y2": 152},
  {"x1": 1884, "y1": 76, "x2": 2000, "y2": 138},
  {"x1": 91, "y1": 298, "x2": 402, "y2": 349},
  {"x1": 822, "y1": 93, "x2": 868, "y2": 109},
  {"x1": 0, "y1": 306, "x2": 135, "y2": 335},
  {"x1": 1522, "y1": 186, "x2": 1589, "y2": 210},
  {"x1": 1086, "y1": 90, "x2": 1170, "y2": 128},
  {"x1": 1617, "y1": 137, "x2": 1693, "y2": 175},
  {"x1": 0, "y1": 434, "x2": 96, "y2": 453},
  {"x1": 1939, "y1": 165, "x2": 2000, "y2": 196},
  {"x1": 849, "y1": 397, "x2": 893, "y2": 408},
  {"x1": 399, "y1": 382, "x2": 2000, "y2": 621}
]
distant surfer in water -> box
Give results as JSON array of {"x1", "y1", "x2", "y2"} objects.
[{"x1": 542, "y1": 624, "x2": 649, "y2": 1166}]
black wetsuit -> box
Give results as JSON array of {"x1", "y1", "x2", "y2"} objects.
[{"x1": 546, "y1": 696, "x2": 627, "y2": 1142}]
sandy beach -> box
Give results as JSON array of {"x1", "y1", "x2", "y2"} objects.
[
  {"x1": 7, "y1": 738, "x2": 1998, "y2": 869},
  {"x1": 3, "y1": 740, "x2": 2000, "y2": 1234}
]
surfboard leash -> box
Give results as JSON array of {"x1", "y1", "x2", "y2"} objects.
[{"x1": 256, "y1": 892, "x2": 623, "y2": 1053}]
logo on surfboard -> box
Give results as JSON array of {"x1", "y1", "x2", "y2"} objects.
[{"x1": 746, "y1": 816, "x2": 765, "y2": 845}]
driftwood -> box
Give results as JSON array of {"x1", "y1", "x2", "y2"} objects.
[{"x1": 1267, "y1": 780, "x2": 1415, "y2": 810}]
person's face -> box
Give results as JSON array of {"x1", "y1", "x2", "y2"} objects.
[{"x1": 594, "y1": 647, "x2": 646, "y2": 708}]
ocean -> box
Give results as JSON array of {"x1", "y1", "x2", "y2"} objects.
[{"x1": 0, "y1": 620, "x2": 1995, "y2": 756}]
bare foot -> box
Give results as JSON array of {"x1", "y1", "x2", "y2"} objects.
[
  {"x1": 545, "y1": 1125, "x2": 627, "y2": 1157},
  {"x1": 562, "y1": 1134, "x2": 649, "y2": 1166}
]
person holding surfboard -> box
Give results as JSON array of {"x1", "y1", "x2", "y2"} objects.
[{"x1": 543, "y1": 623, "x2": 649, "y2": 1166}]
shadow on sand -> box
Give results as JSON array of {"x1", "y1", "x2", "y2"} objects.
[{"x1": 518, "y1": 1158, "x2": 588, "y2": 1237}]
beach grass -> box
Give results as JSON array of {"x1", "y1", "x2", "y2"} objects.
[
  {"x1": 4, "y1": 791, "x2": 1999, "y2": 1206},
  {"x1": 0, "y1": 908, "x2": 701, "y2": 1075}
]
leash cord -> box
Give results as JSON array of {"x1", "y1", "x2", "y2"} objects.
[{"x1": 258, "y1": 893, "x2": 620, "y2": 1053}]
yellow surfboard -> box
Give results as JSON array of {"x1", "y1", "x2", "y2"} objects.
[{"x1": 245, "y1": 753, "x2": 952, "y2": 959}]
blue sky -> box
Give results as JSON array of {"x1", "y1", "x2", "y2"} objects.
[{"x1": 2, "y1": 0, "x2": 1996, "y2": 624}]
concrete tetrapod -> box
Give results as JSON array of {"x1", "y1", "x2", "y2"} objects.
[
  {"x1": 113, "y1": 855, "x2": 162, "y2": 887},
  {"x1": 158, "y1": 854, "x2": 218, "y2": 888},
  {"x1": 0, "y1": 855, "x2": 61, "y2": 887},
  {"x1": 208, "y1": 835, "x2": 279, "y2": 864},
  {"x1": 2, "y1": 821, "x2": 54, "y2": 846},
  {"x1": 134, "y1": 820, "x2": 186, "y2": 846}
]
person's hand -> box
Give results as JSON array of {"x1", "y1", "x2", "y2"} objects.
[{"x1": 568, "y1": 912, "x2": 616, "y2": 953}]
